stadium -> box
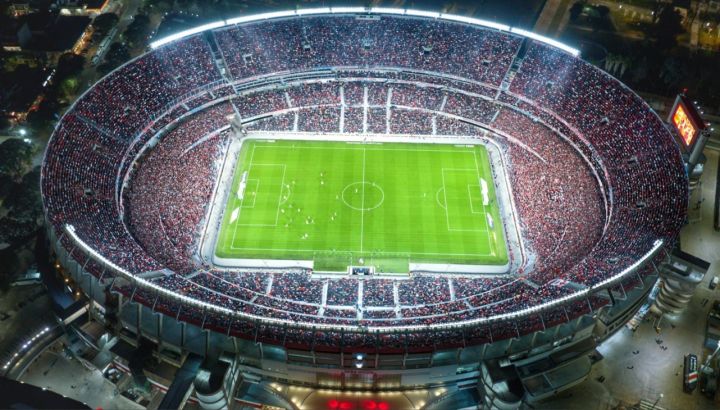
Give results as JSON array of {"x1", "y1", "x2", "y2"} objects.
[{"x1": 40, "y1": 7, "x2": 688, "y2": 409}]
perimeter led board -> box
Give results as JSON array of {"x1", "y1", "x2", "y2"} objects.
[{"x1": 669, "y1": 94, "x2": 705, "y2": 150}]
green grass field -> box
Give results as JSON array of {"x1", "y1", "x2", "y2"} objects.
[{"x1": 215, "y1": 139, "x2": 508, "y2": 272}]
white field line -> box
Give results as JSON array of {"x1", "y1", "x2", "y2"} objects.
[
  {"x1": 226, "y1": 246, "x2": 492, "y2": 257},
  {"x1": 233, "y1": 164, "x2": 285, "y2": 227},
  {"x1": 360, "y1": 146, "x2": 366, "y2": 254},
  {"x1": 467, "y1": 184, "x2": 483, "y2": 214},
  {"x1": 242, "y1": 179, "x2": 259, "y2": 208},
  {"x1": 230, "y1": 144, "x2": 256, "y2": 248},
  {"x1": 440, "y1": 168, "x2": 451, "y2": 232},
  {"x1": 227, "y1": 143, "x2": 494, "y2": 257},
  {"x1": 251, "y1": 144, "x2": 473, "y2": 154},
  {"x1": 275, "y1": 165, "x2": 287, "y2": 226},
  {"x1": 473, "y1": 150, "x2": 494, "y2": 256},
  {"x1": 441, "y1": 168, "x2": 487, "y2": 233},
  {"x1": 447, "y1": 227, "x2": 488, "y2": 233}
]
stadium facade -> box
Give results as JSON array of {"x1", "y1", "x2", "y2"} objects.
[{"x1": 41, "y1": 8, "x2": 688, "y2": 409}]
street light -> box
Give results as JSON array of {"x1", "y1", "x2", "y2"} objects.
[{"x1": 18, "y1": 128, "x2": 26, "y2": 136}]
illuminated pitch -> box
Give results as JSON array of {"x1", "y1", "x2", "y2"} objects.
[{"x1": 214, "y1": 139, "x2": 509, "y2": 273}]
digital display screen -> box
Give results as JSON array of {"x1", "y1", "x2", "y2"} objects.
[{"x1": 672, "y1": 104, "x2": 699, "y2": 148}]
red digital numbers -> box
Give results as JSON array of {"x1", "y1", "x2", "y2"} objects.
[{"x1": 672, "y1": 104, "x2": 697, "y2": 147}]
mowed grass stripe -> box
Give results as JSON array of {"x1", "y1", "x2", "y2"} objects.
[{"x1": 215, "y1": 140, "x2": 508, "y2": 271}]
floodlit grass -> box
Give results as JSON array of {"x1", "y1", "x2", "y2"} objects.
[{"x1": 215, "y1": 139, "x2": 508, "y2": 272}]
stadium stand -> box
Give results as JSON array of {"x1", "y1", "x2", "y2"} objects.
[{"x1": 42, "y1": 13, "x2": 687, "y2": 353}]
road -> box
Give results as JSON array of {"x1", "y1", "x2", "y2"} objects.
[
  {"x1": 534, "y1": 0, "x2": 573, "y2": 36},
  {"x1": 538, "y1": 0, "x2": 720, "y2": 51},
  {"x1": 76, "y1": 0, "x2": 142, "y2": 93}
]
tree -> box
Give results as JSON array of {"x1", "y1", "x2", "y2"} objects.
[
  {"x1": 569, "y1": 2, "x2": 585, "y2": 22},
  {"x1": 26, "y1": 96, "x2": 59, "y2": 133},
  {"x1": 96, "y1": 62, "x2": 114, "y2": 76},
  {"x1": 0, "y1": 174, "x2": 12, "y2": 203},
  {"x1": 92, "y1": 13, "x2": 119, "y2": 36},
  {"x1": 0, "y1": 139, "x2": 35, "y2": 180},
  {"x1": 0, "y1": 218, "x2": 37, "y2": 249},
  {"x1": 0, "y1": 249, "x2": 21, "y2": 290},
  {"x1": 595, "y1": 5, "x2": 610, "y2": 19},
  {"x1": 55, "y1": 52, "x2": 85, "y2": 82},
  {"x1": 0, "y1": 117, "x2": 10, "y2": 133},
  {"x1": 59, "y1": 77, "x2": 80, "y2": 100},
  {"x1": 650, "y1": 0, "x2": 665, "y2": 24},
  {"x1": 54, "y1": 53, "x2": 84, "y2": 100},
  {"x1": 630, "y1": 56, "x2": 649, "y2": 85},
  {"x1": 124, "y1": 14, "x2": 152, "y2": 48},
  {"x1": 99, "y1": 42, "x2": 130, "y2": 75},
  {"x1": 654, "y1": 6, "x2": 684, "y2": 49},
  {"x1": 105, "y1": 42, "x2": 130, "y2": 66},
  {"x1": 4, "y1": 168, "x2": 42, "y2": 224},
  {"x1": 660, "y1": 56, "x2": 689, "y2": 90}
]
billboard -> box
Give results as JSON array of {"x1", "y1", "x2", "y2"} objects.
[
  {"x1": 669, "y1": 95, "x2": 705, "y2": 150},
  {"x1": 683, "y1": 353, "x2": 698, "y2": 393}
]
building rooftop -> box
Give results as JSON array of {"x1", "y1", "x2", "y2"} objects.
[{"x1": 19, "y1": 12, "x2": 90, "y2": 51}]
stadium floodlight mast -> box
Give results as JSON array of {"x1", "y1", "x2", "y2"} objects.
[{"x1": 149, "y1": 7, "x2": 579, "y2": 56}]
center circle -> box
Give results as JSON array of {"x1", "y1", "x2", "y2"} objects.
[{"x1": 341, "y1": 182, "x2": 384, "y2": 211}]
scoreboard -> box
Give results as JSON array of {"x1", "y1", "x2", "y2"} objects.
[
  {"x1": 673, "y1": 104, "x2": 697, "y2": 147},
  {"x1": 668, "y1": 94, "x2": 706, "y2": 151}
]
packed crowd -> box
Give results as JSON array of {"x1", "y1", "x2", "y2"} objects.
[
  {"x1": 126, "y1": 104, "x2": 234, "y2": 273},
  {"x1": 298, "y1": 107, "x2": 341, "y2": 133},
  {"x1": 289, "y1": 82, "x2": 341, "y2": 107},
  {"x1": 390, "y1": 84, "x2": 444, "y2": 110},
  {"x1": 43, "y1": 15, "x2": 687, "y2": 352},
  {"x1": 342, "y1": 107, "x2": 365, "y2": 133},
  {"x1": 103, "y1": 245, "x2": 657, "y2": 352},
  {"x1": 363, "y1": 279, "x2": 396, "y2": 307},
  {"x1": 214, "y1": 16, "x2": 520, "y2": 86},
  {"x1": 225, "y1": 81, "x2": 502, "y2": 137},
  {"x1": 366, "y1": 108, "x2": 387, "y2": 134},
  {"x1": 508, "y1": 41, "x2": 686, "y2": 285},
  {"x1": 73, "y1": 35, "x2": 223, "y2": 140},
  {"x1": 245, "y1": 112, "x2": 295, "y2": 132},
  {"x1": 232, "y1": 89, "x2": 288, "y2": 119},
  {"x1": 343, "y1": 83, "x2": 365, "y2": 105},
  {"x1": 389, "y1": 109, "x2": 433, "y2": 134},
  {"x1": 491, "y1": 108, "x2": 605, "y2": 285},
  {"x1": 43, "y1": 115, "x2": 163, "y2": 274},
  {"x1": 444, "y1": 93, "x2": 498, "y2": 124}
]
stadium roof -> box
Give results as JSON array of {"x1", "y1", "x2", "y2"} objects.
[{"x1": 149, "y1": 8, "x2": 580, "y2": 57}]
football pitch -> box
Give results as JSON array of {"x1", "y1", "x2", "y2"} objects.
[{"x1": 214, "y1": 139, "x2": 508, "y2": 273}]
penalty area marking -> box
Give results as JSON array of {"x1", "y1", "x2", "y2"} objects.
[
  {"x1": 441, "y1": 168, "x2": 488, "y2": 233},
  {"x1": 240, "y1": 179, "x2": 259, "y2": 208},
  {"x1": 473, "y1": 150, "x2": 495, "y2": 258},
  {"x1": 467, "y1": 184, "x2": 484, "y2": 214},
  {"x1": 436, "y1": 188, "x2": 446, "y2": 209},
  {"x1": 233, "y1": 163, "x2": 286, "y2": 228}
]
